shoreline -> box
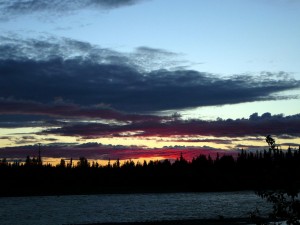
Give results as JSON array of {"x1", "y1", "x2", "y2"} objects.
[{"x1": 65, "y1": 217, "x2": 266, "y2": 225}]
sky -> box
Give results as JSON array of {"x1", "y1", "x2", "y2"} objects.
[{"x1": 0, "y1": 0, "x2": 300, "y2": 164}]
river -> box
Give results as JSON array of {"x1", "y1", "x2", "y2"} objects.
[{"x1": 0, "y1": 191, "x2": 271, "y2": 225}]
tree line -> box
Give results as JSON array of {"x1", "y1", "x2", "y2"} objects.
[{"x1": 1, "y1": 144, "x2": 300, "y2": 196}]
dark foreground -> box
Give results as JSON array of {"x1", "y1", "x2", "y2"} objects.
[{"x1": 1, "y1": 149, "x2": 300, "y2": 196}]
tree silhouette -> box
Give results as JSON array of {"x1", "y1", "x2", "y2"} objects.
[
  {"x1": 252, "y1": 135, "x2": 300, "y2": 225},
  {"x1": 77, "y1": 157, "x2": 89, "y2": 168},
  {"x1": 0, "y1": 141, "x2": 300, "y2": 197},
  {"x1": 59, "y1": 159, "x2": 66, "y2": 168},
  {"x1": 266, "y1": 135, "x2": 276, "y2": 150}
]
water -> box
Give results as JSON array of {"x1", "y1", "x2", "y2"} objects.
[{"x1": 0, "y1": 192, "x2": 271, "y2": 225}]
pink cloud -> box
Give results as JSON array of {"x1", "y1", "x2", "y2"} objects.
[
  {"x1": 0, "y1": 98, "x2": 165, "y2": 122},
  {"x1": 0, "y1": 143, "x2": 230, "y2": 162},
  {"x1": 44, "y1": 113, "x2": 300, "y2": 138}
]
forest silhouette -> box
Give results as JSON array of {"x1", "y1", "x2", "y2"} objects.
[{"x1": 0, "y1": 140, "x2": 300, "y2": 196}]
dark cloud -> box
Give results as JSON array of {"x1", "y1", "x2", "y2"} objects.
[
  {"x1": 0, "y1": 113, "x2": 62, "y2": 128},
  {"x1": 14, "y1": 135, "x2": 37, "y2": 145},
  {"x1": 280, "y1": 143, "x2": 300, "y2": 147},
  {"x1": 240, "y1": 137, "x2": 265, "y2": 141},
  {"x1": 235, "y1": 144, "x2": 266, "y2": 151},
  {"x1": 161, "y1": 138, "x2": 233, "y2": 145},
  {"x1": 0, "y1": 98, "x2": 164, "y2": 128},
  {"x1": 42, "y1": 138, "x2": 59, "y2": 142},
  {"x1": 0, "y1": 142, "x2": 228, "y2": 161},
  {"x1": 0, "y1": 0, "x2": 146, "y2": 20},
  {"x1": 1, "y1": 37, "x2": 299, "y2": 115},
  {"x1": 0, "y1": 136, "x2": 12, "y2": 140},
  {"x1": 42, "y1": 113, "x2": 300, "y2": 139}
]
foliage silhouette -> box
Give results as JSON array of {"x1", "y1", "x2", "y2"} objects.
[
  {"x1": 0, "y1": 142, "x2": 300, "y2": 196},
  {"x1": 251, "y1": 135, "x2": 300, "y2": 225}
]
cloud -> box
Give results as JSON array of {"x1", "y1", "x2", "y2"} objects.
[
  {"x1": 0, "y1": 98, "x2": 165, "y2": 128},
  {"x1": 234, "y1": 144, "x2": 266, "y2": 151},
  {"x1": 280, "y1": 143, "x2": 300, "y2": 147},
  {"x1": 1, "y1": 36, "x2": 299, "y2": 114},
  {"x1": 0, "y1": 142, "x2": 228, "y2": 161},
  {"x1": 14, "y1": 135, "x2": 37, "y2": 145},
  {"x1": 42, "y1": 113, "x2": 300, "y2": 139},
  {"x1": 0, "y1": 0, "x2": 146, "y2": 20},
  {"x1": 131, "y1": 46, "x2": 186, "y2": 71},
  {"x1": 0, "y1": 136, "x2": 12, "y2": 140},
  {"x1": 160, "y1": 138, "x2": 234, "y2": 145}
]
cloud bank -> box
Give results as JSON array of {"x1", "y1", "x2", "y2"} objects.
[
  {"x1": 0, "y1": 98, "x2": 164, "y2": 128},
  {"x1": 1, "y1": 36, "x2": 299, "y2": 115},
  {"x1": 40, "y1": 113, "x2": 300, "y2": 139}
]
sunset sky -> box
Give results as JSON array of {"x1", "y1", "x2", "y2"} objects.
[{"x1": 0, "y1": 0, "x2": 300, "y2": 164}]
